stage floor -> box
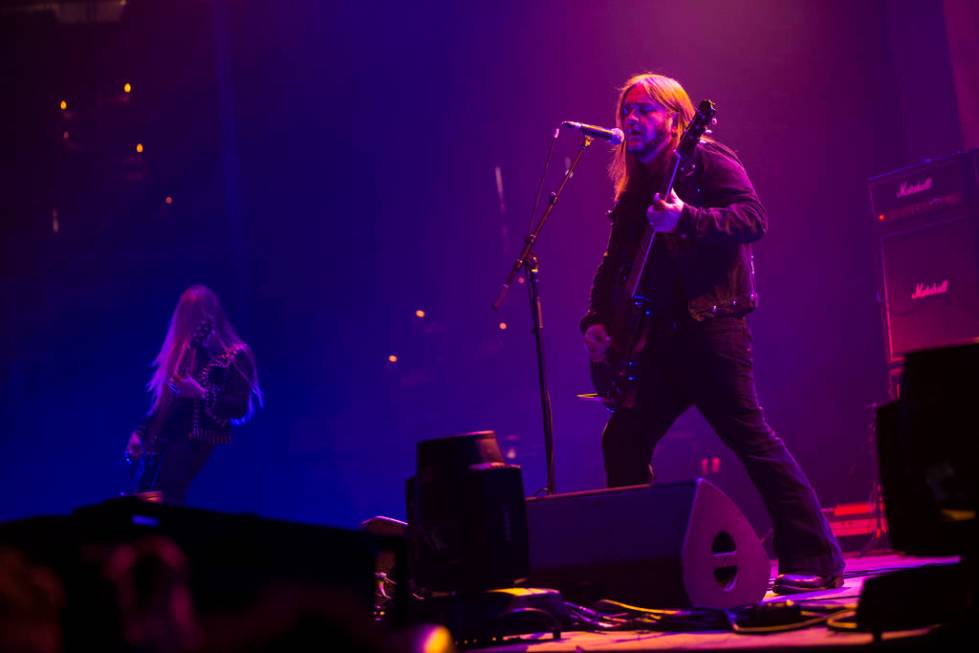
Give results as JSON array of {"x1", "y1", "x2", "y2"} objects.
[{"x1": 477, "y1": 552, "x2": 963, "y2": 651}]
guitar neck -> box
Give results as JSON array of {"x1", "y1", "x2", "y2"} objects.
[
  {"x1": 625, "y1": 224, "x2": 656, "y2": 299},
  {"x1": 660, "y1": 152, "x2": 684, "y2": 198},
  {"x1": 625, "y1": 151, "x2": 685, "y2": 300}
]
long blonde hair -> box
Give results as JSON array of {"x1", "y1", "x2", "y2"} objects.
[
  {"x1": 147, "y1": 285, "x2": 262, "y2": 416},
  {"x1": 609, "y1": 73, "x2": 696, "y2": 200}
]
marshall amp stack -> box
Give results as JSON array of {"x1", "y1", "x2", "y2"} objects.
[{"x1": 869, "y1": 149, "x2": 979, "y2": 396}]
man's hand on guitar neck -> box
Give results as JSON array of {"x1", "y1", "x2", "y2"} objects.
[
  {"x1": 647, "y1": 190, "x2": 685, "y2": 233},
  {"x1": 584, "y1": 323, "x2": 612, "y2": 362}
]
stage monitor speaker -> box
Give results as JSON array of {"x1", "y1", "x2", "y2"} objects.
[
  {"x1": 525, "y1": 479, "x2": 769, "y2": 609},
  {"x1": 875, "y1": 342, "x2": 979, "y2": 556},
  {"x1": 869, "y1": 149, "x2": 979, "y2": 363}
]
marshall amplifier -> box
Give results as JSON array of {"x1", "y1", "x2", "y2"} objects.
[{"x1": 869, "y1": 150, "x2": 979, "y2": 363}]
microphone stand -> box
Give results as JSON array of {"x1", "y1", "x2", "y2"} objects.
[{"x1": 493, "y1": 135, "x2": 595, "y2": 495}]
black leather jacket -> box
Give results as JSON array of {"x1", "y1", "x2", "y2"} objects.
[{"x1": 581, "y1": 140, "x2": 767, "y2": 331}]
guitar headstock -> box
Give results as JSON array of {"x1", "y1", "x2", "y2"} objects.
[{"x1": 676, "y1": 99, "x2": 717, "y2": 160}]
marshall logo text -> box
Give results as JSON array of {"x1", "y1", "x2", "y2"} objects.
[
  {"x1": 911, "y1": 280, "x2": 950, "y2": 300},
  {"x1": 896, "y1": 177, "x2": 933, "y2": 199}
]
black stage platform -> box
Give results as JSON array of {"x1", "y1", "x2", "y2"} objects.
[{"x1": 476, "y1": 553, "x2": 967, "y2": 652}]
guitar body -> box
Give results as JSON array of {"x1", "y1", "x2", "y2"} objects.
[{"x1": 589, "y1": 280, "x2": 653, "y2": 410}]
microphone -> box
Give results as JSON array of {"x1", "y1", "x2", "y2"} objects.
[{"x1": 561, "y1": 121, "x2": 624, "y2": 145}]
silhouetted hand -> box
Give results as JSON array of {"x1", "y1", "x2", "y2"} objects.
[
  {"x1": 126, "y1": 432, "x2": 144, "y2": 460},
  {"x1": 168, "y1": 375, "x2": 206, "y2": 400},
  {"x1": 584, "y1": 323, "x2": 612, "y2": 362}
]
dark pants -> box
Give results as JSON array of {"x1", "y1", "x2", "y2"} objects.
[
  {"x1": 603, "y1": 316, "x2": 845, "y2": 577},
  {"x1": 130, "y1": 435, "x2": 214, "y2": 505}
]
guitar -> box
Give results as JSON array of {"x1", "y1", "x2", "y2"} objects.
[{"x1": 589, "y1": 99, "x2": 717, "y2": 409}]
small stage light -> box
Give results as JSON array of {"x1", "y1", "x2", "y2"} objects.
[
  {"x1": 417, "y1": 625, "x2": 453, "y2": 653},
  {"x1": 164, "y1": 196, "x2": 173, "y2": 205},
  {"x1": 59, "y1": 99, "x2": 68, "y2": 111},
  {"x1": 123, "y1": 82, "x2": 132, "y2": 94},
  {"x1": 388, "y1": 354, "x2": 398, "y2": 364},
  {"x1": 135, "y1": 143, "x2": 144, "y2": 153},
  {"x1": 499, "y1": 322, "x2": 508, "y2": 331},
  {"x1": 415, "y1": 309, "x2": 426, "y2": 319}
]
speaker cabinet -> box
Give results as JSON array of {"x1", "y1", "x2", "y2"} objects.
[
  {"x1": 525, "y1": 479, "x2": 769, "y2": 609},
  {"x1": 870, "y1": 150, "x2": 979, "y2": 363},
  {"x1": 875, "y1": 343, "x2": 979, "y2": 556}
]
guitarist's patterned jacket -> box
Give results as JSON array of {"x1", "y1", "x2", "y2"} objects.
[
  {"x1": 581, "y1": 139, "x2": 767, "y2": 332},
  {"x1": 134, "y1": 343, "x2": 257, "y2": 451}
]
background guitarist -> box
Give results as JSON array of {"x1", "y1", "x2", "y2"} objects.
[
  {"x1": 125, "y1": 285, "x2": 262, "y2": 505},
  {"x1": 580, "y1": 72, "x2": 845, "y2": 594}
]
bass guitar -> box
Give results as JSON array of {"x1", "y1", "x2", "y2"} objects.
[{"x1": 589, "y1": 99, "x2": 717, "y2": 409}]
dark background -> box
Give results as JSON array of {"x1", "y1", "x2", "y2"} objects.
[{"x1": 1, "y1": 0, "x2": 970, "y2": 537}]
